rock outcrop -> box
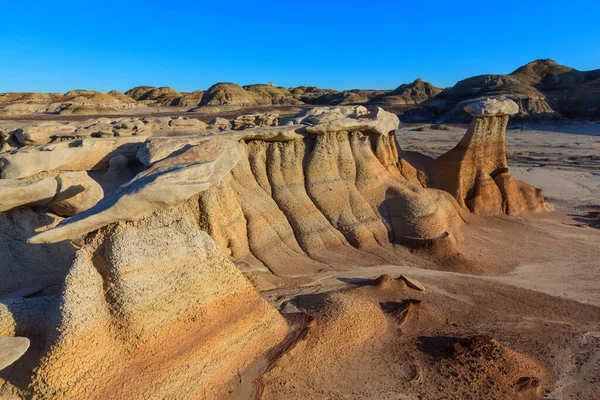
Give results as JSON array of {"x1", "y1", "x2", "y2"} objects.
[
  {"x1": 48, "y1": 172, "x2": 104, "y2": 217},
  {"x1": 0, "y1": 105, "x2": 555, "y2": 398},
  {"x1": 27, "y1": 214, "x2": 287, "y2": 398},
  {"x1": 31, "y1": 108, "x2": 465, "y2": 277},
  {"x1": 0, "y1": 172, "x2": 103, "y2": 216},
  {"x1": 0, "y1": 137, "x2": 147, "y2": 179},
  {"x1": 0, "y1": 178, "x2": 58, "y2": 213},
  {"x1": 30, "y1": 139, "x2": 244, "y2": 244},
  {"x1": 426, "y1": 98, "x2": 549, "y2": 215}
]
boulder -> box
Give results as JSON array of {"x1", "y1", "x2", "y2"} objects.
[
  {"x1": 284, "y1": 105, "x2": 368, "y2": 124},
  {"x1": 463, "y1": 97, "x2": 519, "y2": 117},
  {"x1": 0, "y1": 178, "x2": 58, "y2": 213},
  {"x1": 208, "y1": 117, "x2": 231, "y2": 131},
  {"x1": 14, "y1": 122, "x2": 77, "y2": 146},
  {"x1": 0, "y1": 337, "x2": 30, "y2": 371},
  {"x1": 49, "y1": 172, "x2": 104, "y2": 217},
  {"x1": 232, "y1": 113, "x2": 279, "y2": 130},
  {"x1": 0, "y1": 136, "x2": 147, "y2": 179},
  {"x1": 305, "y1": 107, "x2": 399, "y2": 136}
]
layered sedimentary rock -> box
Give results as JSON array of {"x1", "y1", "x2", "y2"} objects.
[
  {"x1": 0, "y1": 105, "x2": 554, "y2": 398},
  {"x1": 427, "y1": 98, "x2": 548, "y2": 215},
  {"x1": 31, "y1": 108, "x2": 465, "y2": 276}
]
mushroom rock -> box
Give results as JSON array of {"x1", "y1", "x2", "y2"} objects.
[{"x1": 427, "y1": 98, "x2": 549, "y2": 215}]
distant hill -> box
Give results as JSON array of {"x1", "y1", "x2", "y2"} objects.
[
  {"x1": 1, "y1": 60, "x2": 599, "y2": 120},
  {"x1": 403, "y1": 59, "x2": 600, "y2": 121}
]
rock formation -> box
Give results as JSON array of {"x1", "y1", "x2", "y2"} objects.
[
  {"x1": 27, "y1": 214, "x2": 287, "y2": 398},
  {"x1": 30, "y1": 139, "x2": 244, "y2": 244},
  {"x1": 200, "y1": 82, "x2": 260, "y2": 106},
  {"x1": 48, "y1": 172, "x2": 104, "y2": 217},
  {"x1": 426, "y1": 98, "x2": 549, "y2": 215},
  {"x1": 0, "y1": 137, "x2": 147, "y2": 179},
  {"x1": 0, "y1": 172, "x2": 102, "y2": 216},
  {"x1": 0, "y1": 104, "x2": 556, "y2": 398},
  {"x1": 29, "y1": 108, "x2": 465, "y2": 278}
]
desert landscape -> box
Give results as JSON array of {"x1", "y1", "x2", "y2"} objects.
[{"x1": 0, "y1": 49, "x2": 599, "y2": 400}]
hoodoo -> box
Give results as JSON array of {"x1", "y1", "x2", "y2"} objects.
[{"x1": 413, "y1": 98, "x2": 550, "y2": 216}]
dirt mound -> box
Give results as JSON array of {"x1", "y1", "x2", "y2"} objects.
[
  {"x1": 262, "y1": 275, "x2": 543, "y2": 399},
  {"x1": 417, "y1": 335, "x2": 545, "y2": 399}
]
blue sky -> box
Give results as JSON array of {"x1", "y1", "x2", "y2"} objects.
[{"x1": 1, "y1": 0, "x2": 599, "y2": 92}]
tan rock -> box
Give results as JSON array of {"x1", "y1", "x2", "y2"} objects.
[
  {"x1": 463, "y1": 98, "x2": 519, "y2": 117},
  {"x1": 428, "y1": 102, "x2": 547, "y2": 216},
  {"x1": 49, "y1": 172, "x2": 104, "y2": 217},
  {"x1": 99, "y1": 155, "x2": 135, "y2": 193},
  {"x1": 305, "y1": 107, "x2": 399, "y2": 136},
  {"x1": 0, "y1": 337, "x2": 30, "y2": 371},
  {"x1": 30, "y1": 139, "x2": 244, "y2": 244},
  {"x1": 0, "y1": 136, "x2": 147, "y2": 179},
  {"x1": 29, "y1": 216, "x2": 287, "y2": 398},
  {"x1": 137, "y1": 126, "x2": 306, "y2": 166},
  {"x1": 0, "y1": 178, "x2": 58, "y2": 213},
  {"x1": 400, "y1": 275, "x2": 426, "y2": 291},
  {"x1": 168, "y1": 117, "x2": 208, "y2": 130},
  {"x1": 14, "y1": 122, "x2": 76, "y2": 146},
  {"x1": 208, "y1": 117, "x2": 231, "y2": 131},
  {"x1": 284, "y1": 105, "x2": 368, "y2": 125}
]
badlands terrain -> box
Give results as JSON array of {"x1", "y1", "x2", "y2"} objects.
[{"x1": 0, "y1": 59, "x2": 599, "y2": 400}]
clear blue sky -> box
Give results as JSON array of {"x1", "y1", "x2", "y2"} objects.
[{"x1": 1, "y1": 0, "x2": 599, "y2": 93}]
